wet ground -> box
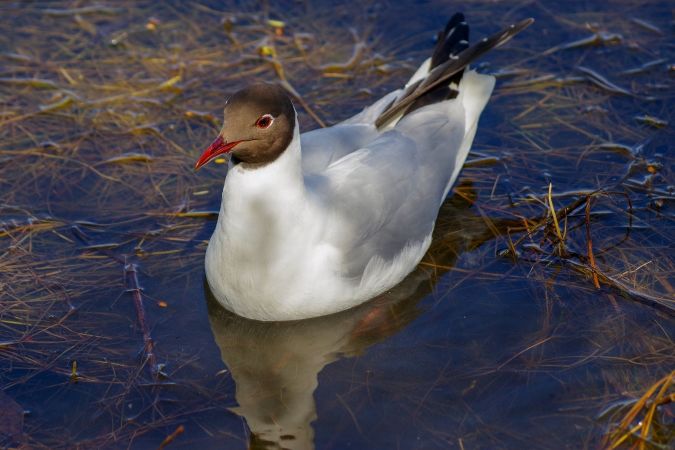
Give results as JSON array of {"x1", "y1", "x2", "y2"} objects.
[{"x1": 1, "y1": 1, "x2": 673, "y2": 449}]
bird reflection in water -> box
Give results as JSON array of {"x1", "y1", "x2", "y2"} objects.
[{"x1": 205, "y1": 183, "x2": 521, "y2": 450}]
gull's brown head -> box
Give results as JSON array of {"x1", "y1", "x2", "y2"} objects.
[{"x1": 195, "y1": 83, "x2": 296, "y2": 170}]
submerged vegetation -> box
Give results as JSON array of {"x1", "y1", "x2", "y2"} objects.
[{"x1": 1, "y1": 1, "x2": 673, "y2": 448}]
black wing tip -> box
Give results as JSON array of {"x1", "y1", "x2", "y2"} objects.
[
  {"x1": 512, "y1": 18, "x2": 535, "y2": 35},
  {"x1": 430, "y1": 13, "x2": 471, "y2": 72},
  {"x1": 444, "y1": 12, "x2": 466, "y2": 34},
  {"x1": 490, "y1": 17, "x2": 535, "y2": 51},
  {"x1": 374, "y1": 16, "x2": 534, "y2": 129}
]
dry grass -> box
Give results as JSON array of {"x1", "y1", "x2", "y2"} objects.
[{"x1": 601, "y1": 370, "x2": 674, "y2": 449}]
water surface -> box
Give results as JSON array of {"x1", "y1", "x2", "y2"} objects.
[{"x1": 1, "y1": 1, "x2": 673, "y2": 448}]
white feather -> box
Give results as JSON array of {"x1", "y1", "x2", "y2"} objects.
[{"x1": 206, "y1": 69, "x2": 495, "y2": 321}]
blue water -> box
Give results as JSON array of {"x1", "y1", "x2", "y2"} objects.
[{"x1": 1, "y1": 0, "x2": 673, "y2": 448}]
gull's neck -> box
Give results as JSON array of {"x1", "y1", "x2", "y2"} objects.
[
  {"x1": 220, "y1": 122, "x2": 305, "y2": 218},
  {"x1": 205, "y1": 122, "x2": 317, "y2": 314},
  {"x1": 211, "y1": 122, "x2": 309, "y2": 264}
]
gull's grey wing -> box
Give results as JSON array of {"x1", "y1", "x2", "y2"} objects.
[
  {"x1": 300, "y1": 91, "x2": 401, "y2": 174},
  {"x1": 317, "y1": 105, "x2": 467, "y2": 278},
  {"x1": 300, "y1": 124, "x2": 378, "y2": 174}
]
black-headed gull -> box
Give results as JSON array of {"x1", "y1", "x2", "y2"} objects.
[{"x1": 196, "y1": 13, "x2": 533, "y2": 321}]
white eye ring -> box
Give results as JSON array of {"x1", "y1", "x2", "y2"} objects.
[{"x1": 255, "y1": 114, "x2": 274, "y2": 129}]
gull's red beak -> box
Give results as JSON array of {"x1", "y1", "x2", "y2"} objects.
[{"x1": 194, "y1": 136, "x2": 242, "y2": 170}]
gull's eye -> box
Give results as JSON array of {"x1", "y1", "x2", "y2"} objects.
[{"x1": 255, "y1": 114, "x2": 274, "y2": 129}]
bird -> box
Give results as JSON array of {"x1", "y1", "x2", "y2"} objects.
[{"x1": 195, "y1": 13, "x2": 533, "y2": 321}]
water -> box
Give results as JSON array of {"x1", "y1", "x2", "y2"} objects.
[{"x1": 1, "y1": 1, "x2": 673, "y2": 448}]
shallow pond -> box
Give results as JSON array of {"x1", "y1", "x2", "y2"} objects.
[{"x1": 1, "y1": 1, "x2": 673, "y2": 449}]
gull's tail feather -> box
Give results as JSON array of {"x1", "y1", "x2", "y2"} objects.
[{"x1": 375, "y1": 15, "x2": 533, "y2": 129}]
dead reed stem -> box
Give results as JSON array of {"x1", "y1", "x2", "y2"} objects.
[
  {"x1": 124, "y1": 261, "x2": 158, "y2": 379},
  {"x1": 585, "y1": 196, "x2": 601, "y2": 289}
]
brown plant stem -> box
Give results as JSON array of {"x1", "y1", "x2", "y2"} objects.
[
  {"x1": 124, "y1": 260, "x2": 158, "y2": 379},
  {"x1": 585, "y1": 196, "x2": 601, "y2": 289}
]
